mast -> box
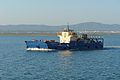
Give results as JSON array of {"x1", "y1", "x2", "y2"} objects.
[{"x1": 67, "y1": 23, "x2": 69, "y2": 31}]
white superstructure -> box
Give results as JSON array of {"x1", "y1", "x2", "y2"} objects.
[{"x1": 57, "y1": 26, "x2": 78, "y2": 43}]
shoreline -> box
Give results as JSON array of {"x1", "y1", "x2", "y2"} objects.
[
  {"x1": 0, "y1": 33, "x2": 56, "y2": 36},
  {"x1": 0, "y1": 32, "x2": 120, "y2": 36}
]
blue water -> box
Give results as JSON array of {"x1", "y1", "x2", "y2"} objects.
[{"x1": 0, "y1": 35, "x2": 120, "y2": 80}]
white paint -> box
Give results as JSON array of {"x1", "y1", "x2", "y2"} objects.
[
  {"x1": 26, "y1": 48, "x2": 55, "y2": 51},
  {"x1": 57, "y1": 28, "x2": 78, "y2": 43}
]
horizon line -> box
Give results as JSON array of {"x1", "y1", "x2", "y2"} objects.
[{"x1": 0, "y1": 22, "x2": 120, "y2": 26}]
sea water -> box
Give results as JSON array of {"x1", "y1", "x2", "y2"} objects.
[{"x1": 0, "y1": 35, "x2": 120, "y2": 80}]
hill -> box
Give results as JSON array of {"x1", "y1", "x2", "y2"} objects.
[{"x1": 0, "y1": 22, "x2": 120, "y2": 32}]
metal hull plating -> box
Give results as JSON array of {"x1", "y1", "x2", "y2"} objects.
[{"x1": 25, "y1": 39, "x2": 103, "y2": 51}]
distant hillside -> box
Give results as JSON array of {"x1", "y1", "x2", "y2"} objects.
[
  {"x1": 0, "y1": 22, "x2": 120, "y2": 32},
  {"x1": 72, "y1": 22, "x2": 120, "y2": 31},
  {"x1": 0, "y1": 24, "x2": 60, "y2": 32}
]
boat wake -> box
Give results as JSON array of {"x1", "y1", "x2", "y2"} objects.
[
  {"x1": 26, "y1": 48, "x2": 55, "y2": 52},
  {"x1": 26, "y1": 46, "x2": 120, "y2": 51},
  {"x1": 104, "y1": 46, "x2": 120, "y2": 49}
]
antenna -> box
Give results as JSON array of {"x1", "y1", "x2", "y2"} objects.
[
  {"x1": 67, "y1": 23, "x2": 69, "y2": 30},
  {"x1": 67, "y1": 22, "x2": 69, "y2": 31}
]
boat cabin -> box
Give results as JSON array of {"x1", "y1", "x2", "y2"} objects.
[{"x1": 57, "y1": 26, "x2": 78, "y2": 43}]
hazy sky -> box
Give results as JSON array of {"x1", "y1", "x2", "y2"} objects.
[{"x1": 0, "y1": 0, "x2": 120, "y2": 25}]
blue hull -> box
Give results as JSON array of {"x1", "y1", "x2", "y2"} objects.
[
  {"x1": 25, "y1": 27, "x2": 104, "y2": 51},
  {"x1": 25, "y1": 39, "x2": 103, "y2": 50}
]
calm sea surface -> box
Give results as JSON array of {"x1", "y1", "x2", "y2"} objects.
[{"x1": 0, "y1": 35, "x2": 120, "y2": 80}]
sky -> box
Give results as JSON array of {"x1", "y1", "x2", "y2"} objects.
[{"x1": 0, "y1": 0, "x2": 120, "y2": 25}]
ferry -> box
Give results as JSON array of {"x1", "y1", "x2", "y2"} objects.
[{"x1": 25, "y1": 26, "x2": 104, "y2": 51}]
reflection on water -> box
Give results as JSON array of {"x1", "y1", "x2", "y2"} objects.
[
  {"x1": 58, "y1": 50, "x2": 73, "y2": 57},
  {"x1": 57, "y1": 50, "x2": 74, "y2": 79}
]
